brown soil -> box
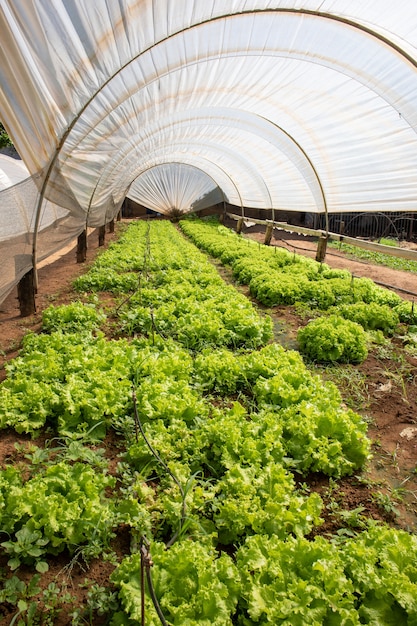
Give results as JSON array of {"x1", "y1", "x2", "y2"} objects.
[{"x1": 0, "y1": 219, "x2": 416, "y2": 623}]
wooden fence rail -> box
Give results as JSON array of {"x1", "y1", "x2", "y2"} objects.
[{"x1": 226, "y1": 213, "x2": 417, "y2": 263}]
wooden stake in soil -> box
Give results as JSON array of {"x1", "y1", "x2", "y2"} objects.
[
  {"x1": 18, "y1": 268, "x2": 36, "y2": 317},
  {"x1": 98, "y1": 225, "x2": 106, "y2": 247},
  {"x1": 108, "y1": 218, "x2": 115, "y2": 233},
  {"x1": 264, "y1": 222, "x2": 273, "y2": 245},
  {"x1": 76, "y1": 230, "x2": 87, "y2": 263},
  {"x1": 316, "y1": 235, "x2": 328, "y2": 262},
  {"x1": 236, "y1": 217, "x2": 244, "y2": 234}
]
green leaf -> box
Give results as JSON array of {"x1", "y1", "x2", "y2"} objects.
[
  {"x1": 36, "y1": 560, "x2": 49, "y2": 573},
  {"x1": 7, "y1": 557, "x2": 21, "y2": 571},
  {"x1": 17, "y1": 599, "x2": 28, "y2": 612}
]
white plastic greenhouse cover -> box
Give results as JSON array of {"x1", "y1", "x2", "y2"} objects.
[
  {"x1": 0, "y1": 153, "x2": 82, "y2": 302},
  {"x1": 1, "y1": 1, "x2": 417, "y2": 300}
]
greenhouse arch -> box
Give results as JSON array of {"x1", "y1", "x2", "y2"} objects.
[
  {"x1": 127, "y1": 163, "x2": 228, "y2": 217},
  {"x1": 2, "y1": 6, "x2": 417, "y2": 622},
  {"x1": 1, "y1": 1, "x2": 417, "y2": 305}
]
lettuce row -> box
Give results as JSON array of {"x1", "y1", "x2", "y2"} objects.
[
  {"x1": 74, "y1": 220, "x2": 273, "y2": 350},
  {"x1": 0, "y1": 462, "x2": 148, "y2": 570},
  {"x1": 179, "y1": 219, "x2": 403, "y2": 313},
  {"x1": 0, "y1": 333, "x2": 370, "y2": 478},
  {"x1": 112, "y1": 525, "x2": 417, "y2": 625},
  {"x1": 236, "y1": 527, "x2": 417, "y2": 625}
]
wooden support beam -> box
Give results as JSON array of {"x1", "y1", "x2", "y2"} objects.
[
  {"x1": 117, "y1": 210, "x2": 122, "y2": 222},
  {"x1": 225, "y1": 212, "x2": 417, "y2": 262},
  {"x1": 108, "y1": 218, "x2": 115, "y2": 233},
  {"x1": 76, "y1": 230, "x2": 87, "y2": 263},
  {"x1": 98, "y1": 225, "x2": 106, "y2": 247},
  {"x1": 236, "y1": 217, "x2": 244, "y2": 234},
  {"x1": 264, "y1": 222, "x2": 273, "y2": 245},
  {"x1": 316, "y1": 236, "x2": 328, "y2": 262},
  {"x1": 18, "y1": 268, "x2": 36, "y2": 317}
]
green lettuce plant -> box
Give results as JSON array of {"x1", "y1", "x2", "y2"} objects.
[
  {"x1": 0, "y1": 463, "x2": 115, "y2": 569},
  {"x1": 331, "y1": 302, "x2": 399, "y2": 334},
  {"x1": 112, "y1": 539, "x2": 240, "y2": 626},
  {"x1": 236, "y1": 525, "x2": 417, "y2": 625},
  {"x1": 297, "y1": 315, "x2": 368, "y2": 363},
  {"x1": 42, "y1": 301, "x2": 106, "y2": 333}
]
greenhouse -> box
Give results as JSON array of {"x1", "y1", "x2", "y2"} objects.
[{"x1": 1, "y1": 1, "x2": 417, "y2": 624}]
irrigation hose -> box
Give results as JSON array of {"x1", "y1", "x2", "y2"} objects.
[
  {"x1": 141, "y1": 542, "x2": 146, "y2": 626},
  {"x1": 116, "y1": 221, "x2": 152, "y2": 313},
  {"x1": 132, "y1": 388, "x2": 187, "y2": 546},
  {"x1": 140, "y1": 536, "x2": 170, "y2": 626},
  {"x1": 133, "y1": 383, "x2": 181, "y2": 625}
]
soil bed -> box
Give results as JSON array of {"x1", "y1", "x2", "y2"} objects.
[{"x1": 0, "y1": 219, "x2": 417, "y2": 622}]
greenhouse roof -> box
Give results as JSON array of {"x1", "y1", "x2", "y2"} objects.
[{"x1": 1, "y1": 1, "x2": 417, "y2": 220}]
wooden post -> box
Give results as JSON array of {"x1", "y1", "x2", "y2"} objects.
[
  {"x1": 18, "y1": 268, "x2": 36, "y2": 317},
  {"x1": 117, "y1": 210, "x2": 122, "y2": 222},
  {"x1": 316, "y1": 235, "x2": 328, "y2": 262},
  {"x1": 236, "y1": 217, "x2": 244, "y2": 234},
  {"x1": 220, "y1": 201, "x2": 226, "y2": 223},
  {"x1": 108, "y1": 218, "x2": 115, "y2": 233},
  {"x1": 264, "y1": 223, "x2": 273, "y2": 245},
  {"x1": 98, "y1": 225, "x2": 106, "y2": 247},
  {"x1": 76, "y1": 230, "x2": 87, "y2": 263}
]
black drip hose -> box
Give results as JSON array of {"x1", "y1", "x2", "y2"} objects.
[
  {"x1": 132, "y1": 388, "x2": 186, "y2": 539},
  {"x1": 132, "y1": 388, "x2": 187, "y2": 625},
  {"x1": 140, "y1": 537, "x2": 170, "y2": 626}
]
